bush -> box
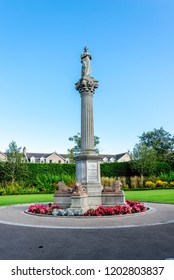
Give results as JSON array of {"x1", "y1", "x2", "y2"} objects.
[
  {"x1": 101, "y1": 162, "x2": 132, "y2": 177},
  {"x1": 159, "y1": 171, "x2": 174, "y2": 182},
  {"x1": 0, "y1": 183, "x2": 41, "y2": 195},
  {"x1": 155, "y1": 162, "x2": 171, "y2": 175}
]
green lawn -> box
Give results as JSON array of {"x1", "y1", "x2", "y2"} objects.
[
  {"x1": 125, "y1": 189, "x2": 174, "y2": 204},
  {"x1": 0, "y1": 194, "x2": 54, "y2": 206},
  {"x1": 0, "y1": 189, "x2": 174, "y2": 206}
]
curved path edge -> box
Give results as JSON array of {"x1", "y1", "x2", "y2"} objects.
[{"x1": 0, "y1": 203, "x2": 174, "y2": 229}]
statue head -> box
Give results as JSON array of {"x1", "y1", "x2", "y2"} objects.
[{"x1": 84, "y1": 46, "x2": 88, "y2": 53}]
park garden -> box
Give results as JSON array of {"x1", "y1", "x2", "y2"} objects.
[{"x1": 1, "y1": 127, "x2": 174, "y2": 206}]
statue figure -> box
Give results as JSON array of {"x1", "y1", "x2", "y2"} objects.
[
  {"x1": 72, "y1": 181, "x2": 87, "y2": 196},
  {"x1": 56, "y1": 181, "x2": 73, "y2": 193},
  {"x1": 81, "y1": 47, "x2": 92, "y2": 78},
  {"x1": 113, "y1": 180, "x2": 124, "y2": 194}
]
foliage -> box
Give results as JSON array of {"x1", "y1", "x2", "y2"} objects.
[
  {"x1": 68, "y1": 132, "x2": 100, "y2": 158},
  {"x1": 155, "y1": 162, "x2": 171, "y2": 175},
  {"x1": 0, "y1": 183, "x2": 41, "y2": 195},
  {"x1": 2, "y1": 141, "x2": 29, "y2": 184},
  {"x1": 101, "y1": 162, "x2": 132, "y2": 177},
  {"x1": 26, "y1": 163, "x2": 75, "y2": 186},
  {"x1": 131, "y1": 142, "x2": 157, "y2": 176},
  {"x1": 139, "y1": 127, "x2": 174, "y2": 161},
  {"x1": 101, "y1": 174, "x2": 174, "y2": 190},
  {"x1": 159, "y1": 171, "x2": 174, "y2": 182},
  {"x1": 34, "y1": 173, "x2": 75, "y2": 192}
]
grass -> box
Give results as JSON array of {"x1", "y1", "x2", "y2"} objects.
[
  {"x1": 125, "y1": 189, "x2": 174, "y2": 204},
  {"x1": 0, "y1": 194, "x2": 54, "y2": 206},
  {"x1": 0, "y1": 189, "x2": 174, "y2": 206}
]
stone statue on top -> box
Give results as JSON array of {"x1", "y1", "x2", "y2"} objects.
[{"x1": 81, "y1": 47, "x2": 92, "y2": 78}]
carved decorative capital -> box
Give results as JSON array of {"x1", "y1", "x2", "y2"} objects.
[{"x1": 75, "y1": 77, "x2": 98, "y2": 94}]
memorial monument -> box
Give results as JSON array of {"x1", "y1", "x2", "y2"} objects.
[{"x1": 54, "y1": 48, "x2": 125, "y2": 212}]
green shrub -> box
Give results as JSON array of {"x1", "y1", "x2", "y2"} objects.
[
  {"x1": 159, "y1": 171, "x2": 174, "y2": 182},
  {"x1": 155, "y1": 162, "x2": 171, "y2": 175}
]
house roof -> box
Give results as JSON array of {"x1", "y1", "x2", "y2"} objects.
[
  {"x1": 100, "y1": 152, "x2": 128, "y2": 160},
  {"x1": 0, "y1": 151, "x2": 6, "y2": 156},
  {"x1": 26, "y1": 152, "x2": 66, "y2": 161},
  {"x1": 115, "y1": 153, "x2": 128, "y2": 160},
  {"x1": 1, "y1": 151, "x2": 129, "y2": 161}
]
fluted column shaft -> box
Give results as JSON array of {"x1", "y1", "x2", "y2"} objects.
[
  {"x1": 81, "y1": 91, "x2": 94, "y2": 152},
  {"x1": 75, "y1": 77, "x2": 98, "y2": 155}
]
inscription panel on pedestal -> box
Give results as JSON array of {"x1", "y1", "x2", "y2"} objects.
[{"x1": 87, "y1": 162, "x2": 98, "y2": 183}]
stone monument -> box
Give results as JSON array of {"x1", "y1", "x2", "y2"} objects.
[
  {"x1": 75, "y1": 47, "x2": 102, "y2": 208},
  {"x1": 54, "y1": 48, "x2": 125, "y2": 212}
]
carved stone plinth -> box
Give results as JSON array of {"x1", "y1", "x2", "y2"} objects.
[
  {"x1": 70, "y1": 194, "x2": 89, "y2": 213},
  {"x1": 54, "y1": 193, "x2": 71, "y2": 209}
]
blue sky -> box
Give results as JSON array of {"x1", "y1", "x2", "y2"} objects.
[{"x1": 0, "y1": 0, "x2": 174, "y2": 154}]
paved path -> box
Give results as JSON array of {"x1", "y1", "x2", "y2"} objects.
[
  {"x1": 0, "y1": 203, "x2": 174, "y2": 228},
  {"x1": 0, "y1": 203, "x2": 174, "y2": 260}
]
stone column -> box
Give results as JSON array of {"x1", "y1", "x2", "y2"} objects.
[
  {"x1": 76, "y1": 77, "x2": 98, "y2": 156},
  {"x1": 75, "y1": 70, "x2": 102, "y2": 208}
]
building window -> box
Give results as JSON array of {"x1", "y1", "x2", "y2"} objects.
[{"x1": 49, "y1": 160, "x2": 52, "y2": 163}]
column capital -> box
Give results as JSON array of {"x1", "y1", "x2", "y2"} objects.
[{"x1": 75, "y1": 77, "x2": 99, "y2": 94}]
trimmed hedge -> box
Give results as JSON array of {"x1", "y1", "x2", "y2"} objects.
[
  {"x1": 0, "y1": 161, "x2": 173, "y2": 186},
  {"x1": 100, "y1": 162, "x2": 132, "y2": 177},
  {"x1": 25, "y1": 163, "x2": 76, "y2": 185}
]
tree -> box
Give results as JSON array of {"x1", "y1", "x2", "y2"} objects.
[
  {"x1": 68, "y1": 133, "x2": 100, "y2": 159},
  {"x1": 139, "y1": 127, "x2": 174, "y2": 161},
  {"x1": 4, "y1": 141, "x2": 28, "y2": 184},
  {"x1": 131, "y1": 142, "x2": 157, "y2": 176}
]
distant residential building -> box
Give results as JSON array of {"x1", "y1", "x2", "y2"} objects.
[
  {"x1": 100, "y1": 152, "x2": 131, "y2": 163},
  {"x1": 26, "y1": 152, "x2": 70, "y2": 164},
  {"x1": 0, "y1": 149, "x2": 131, "y2": 164}
]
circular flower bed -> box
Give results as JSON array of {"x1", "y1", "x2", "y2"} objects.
[{"x1": 27, "y1": 200, "x2": 147, "y2": 217}]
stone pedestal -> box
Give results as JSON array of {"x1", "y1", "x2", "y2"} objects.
[
  {"x1": 75, "y1": 154, "x2": 102, "y2": 208},
  {"x1": 54, "y1": 193, "x2": 71, "y2": 209},
  {"x1": 70, "y1": 194, "x2": 89, "y2": 213}
]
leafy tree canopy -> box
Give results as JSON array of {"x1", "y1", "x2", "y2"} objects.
[
  {"x1": 6, "y1": 141, "x2": 23, "y2": 163},
  {"x1": 139, "y1": 127, "x2": 174, "y2": 161},
  {"x1": 4, "y1": 141, "x2": 28, "y2": 183},
  {"x1": 131, "y1": 142, "x2": 158, "y2": 176}
]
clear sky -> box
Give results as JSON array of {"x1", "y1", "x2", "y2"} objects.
[{"x1": 0, "y1": 0, "x2": 174, "y2": 155}]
